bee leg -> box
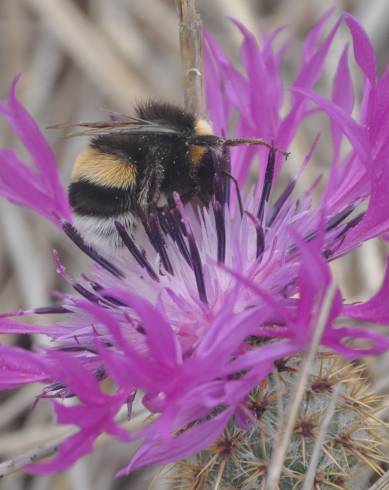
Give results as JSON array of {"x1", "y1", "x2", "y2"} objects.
[
  {"x1": 224, "y1": 138, "x2": 289, "y2": 158},
  {"x1": 221, "y1": 144, "x2": 231, "y2": 206},
  {"x1": 137, "y1": 162, "x2": 165, "y2": 210},
  {"x1": 213, "y1": 144, "x2": 243, "y2": 217}
]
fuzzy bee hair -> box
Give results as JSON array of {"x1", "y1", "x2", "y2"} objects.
[
  {"x1": 66, "y1": 101, "x2": 284, "y2": 251},
  {"x1": 68, "y1": 101, "x2": 216, "y2": 250}
]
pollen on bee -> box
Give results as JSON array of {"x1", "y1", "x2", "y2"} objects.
[{"x1": 71, "y1": 148, "x2": 137, "y2": 188}]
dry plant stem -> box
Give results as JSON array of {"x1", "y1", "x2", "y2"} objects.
[
  {"x1": 301, "y1": 383, "x2": 342, "y2": 490},
  {"x1": 0, "y1": 412, "x2": 150, "y2": 477},
  {"x1": 25, "y1": 0, "x2": 146, "y2": 107},
  {"x1": 0, "y1": 385, "x2": 40, "y2": 431},
  {"x1": 0, "y1": 430, "x2": 75, "y2": 477},
  {"x1": 129, "y1": 0, "x2": 178, "y2": 52},
  {"x1": 368, "y1": 469, "x2": 389, "y2": 490},
  {"x1": 176, "y1": 0, "x2": 205, "y2": 118},
  {"x1": 213, "y1": 459, "x2": 226, "y2": 490},
  {"x1": 265, "y1": 281, "x2": 338, "y2": 490}
]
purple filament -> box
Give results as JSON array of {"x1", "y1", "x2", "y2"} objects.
[
  {"x1": 213, "y1": 202, "x2": 226, "y2": 263},
  {"x1": 257, "y1": 148, "x2": 276, "y2": 223},
  {"x1": 34, "y1": 305, "x2": 70, "y2": 314},
  {"x1": 187, "y1": 231, "x2": 208, "y2": 303},
  {"x1": 163, "y1": 207, "x2": 192, "y2": 265},
  {"x1": 245, "y1": 211, "x2": 265, "y2": 259},
  {"x1": 72, "y1": 283, "x2": 107, "y2": 305},
  {"x1": 148, "y1": 213, "x2": 174, "y2": 275},
  {"x1": 173, "y1": 194, "x2": 208, "y2": 304},
  {"x1": 115, "y1": 221, "x2": 159, "y2": 281},
  {"x1": 267, "y1": 179, "x2": 296, "y2": 227},
  {"x1": 326, "y1": 204, "x2": 355, "y2": 231},
  {"x1": 222, "y1": 145, "x2": 231, "y2": 206},
  {"x1": 62, "y1": 222, "x2": 123, "y2": 278}
]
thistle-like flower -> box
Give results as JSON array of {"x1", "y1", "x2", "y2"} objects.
[{"x1": 0, "y1": 9, "x2": 389, "y2": 481}]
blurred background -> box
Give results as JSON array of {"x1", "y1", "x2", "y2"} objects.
[{"x1": 0, "y1": 1, "x2": 389, "y2": 489}]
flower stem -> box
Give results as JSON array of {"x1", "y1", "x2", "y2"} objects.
[
  {"x1": 0, "y1": 430, "x2": 74, "y2": 477},
  {"x1": 368, "y1": 470, "x2": 389, "y2": 490},
  {"x1": 302, "y1": 383, "x2": 342, "y2": 490},
  {"x1": 176, "y1": 0, "x2": 205, "y2": 118},
  {"x1": 0, "y1": 412, "x2": 148, "y2": 477},
  {"x1": 266, "y1": 281, "x2": 338, "y2": 489}
]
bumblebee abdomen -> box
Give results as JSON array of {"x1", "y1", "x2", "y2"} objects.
[{"x1": 68, "y1": 180, "x2": 134, "y2": 217}]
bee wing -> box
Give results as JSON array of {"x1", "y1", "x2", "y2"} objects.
[
  {"x1": 67, "y1": 126, "x2": 180, "y2": 138},
  {"x1": 47, "y1": 117, "x2": 181, "y2": 138}
]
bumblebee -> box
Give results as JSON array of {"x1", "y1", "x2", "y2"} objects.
[{"x1": 67, "y1": 101, "x2": 280, "y2": 250}]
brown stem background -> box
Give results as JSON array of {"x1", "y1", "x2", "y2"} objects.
[{"x1": 176, "y1": 0, "x2": 205, "y2": 117}]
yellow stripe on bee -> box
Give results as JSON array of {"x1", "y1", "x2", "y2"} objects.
[
  {"x1": 71, "y1": 148, "x2": 137, "y2": 188},
  {"x1": 190, "y1": 145, "x2": 207, "y2": 165},
  {"x1": 194, "y1": 118, "x2": 213, "y2": 136},
  {"x1": 190, "y1": 118, "x2": 214, "y2": 166}
]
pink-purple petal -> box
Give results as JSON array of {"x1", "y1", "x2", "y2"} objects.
[
  {"x1": 105, "y1": 289, "x2": 182, "y2": 368},
  {"x1": 343, "y1": 259, "x2": 389, "y2": 324},
  {"x1": 302, "y1": 8, "x2": 336, "y2": 61},
  {"x1": 0, "y1": 77, "x2": 71, "y2": 223},
  {"x1": 343, "y1": 13, "x2": 376, "y2": 85},
  {"x1": 0, "y1": 345, "x2": 49, "y2": 388},
  {"x1": 292, "y1": 87, "x2": 370, "y2": 163},
  {"x1": 120, "y1": 408, "x2": 233, "y2": 475}
]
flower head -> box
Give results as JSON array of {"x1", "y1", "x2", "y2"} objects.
[{"x1": 1, "y1": 10, "x2": 389, "y2": 476}]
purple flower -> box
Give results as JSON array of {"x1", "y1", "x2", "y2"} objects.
[{"x1": 1, "y1": 10, "x2": 389, "y2": 475}]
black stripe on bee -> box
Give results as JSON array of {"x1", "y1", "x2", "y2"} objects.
[{"x1": 68, "y1": 180, "x2": 134, "y2": 217}]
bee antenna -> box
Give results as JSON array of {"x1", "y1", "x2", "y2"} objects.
[
  {"x1": 223, "y1": 138, "x2": 289, "y2": 159},
  {"x1": 221, "y1": 170, "x2": 244, "y2": 217}
]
